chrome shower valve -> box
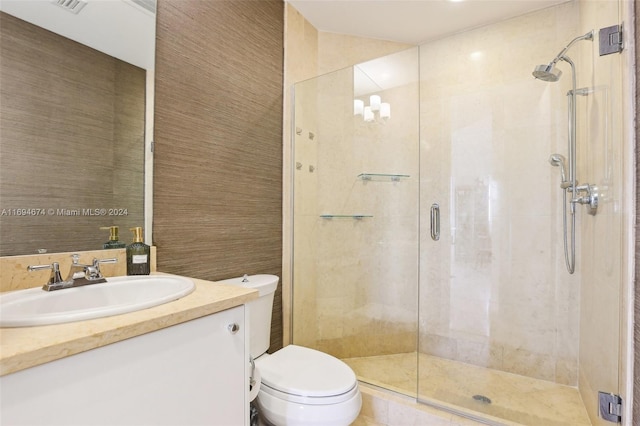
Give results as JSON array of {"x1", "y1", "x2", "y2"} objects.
[{"x1": 571, "y1": 183, "x2": 598, "y2": 215}]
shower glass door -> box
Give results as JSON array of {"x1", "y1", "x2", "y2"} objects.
[
  {"x1": 291, "y1": 47, "x2": 421, "y2": 397},
  {"x1": 416, "y1": 1, "x2": 623, "y2": 425}
]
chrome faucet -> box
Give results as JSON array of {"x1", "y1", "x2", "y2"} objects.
[
  {"x1": 28, "y1": 254, "x2": 117, "y2": 291},
  {"x1": 27, "y1": 262, "x2": 73, "y2": 291}
]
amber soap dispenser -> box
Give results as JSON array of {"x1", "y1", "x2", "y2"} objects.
[{"x1": 126, "y1": 227, "x2": 150, "y2": 275}]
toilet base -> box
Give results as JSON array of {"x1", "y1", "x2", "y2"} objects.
[
  {"x1": 250, "y1": 402, "x2": 260, "y2": 426},
  {"x1": 255, "y1": 386, "x2": 362, "y2": 426}
]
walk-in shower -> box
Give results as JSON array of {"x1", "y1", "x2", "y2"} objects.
[
  {"x1": 533, "y1": 30, "x2": 599, "y2": 274},
  {"x1": 290, "y1": 1, "x2": 626, "y2": 425}
]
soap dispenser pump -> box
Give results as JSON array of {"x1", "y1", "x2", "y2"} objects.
[
  {"x1": 100, "y1": 226, "x2": 126, "y2": 249},
  {"x1": 126, "y1": 227, "x2": 150, "y2": 275}
]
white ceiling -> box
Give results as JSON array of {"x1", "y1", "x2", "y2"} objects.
[
  {"x1": 287, "y1": 0, "x2": 570, "y2": 45},
  {"x1": 354, "y1": 49, "x2": 419, "y2": 96}
]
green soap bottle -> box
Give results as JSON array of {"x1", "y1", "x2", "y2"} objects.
[
  {"x1": 100, "y1": 226, "x2": 126, "y2": 249},
  {"x1": 126, "y1": 227, "x2": 150, "y2": 275}
]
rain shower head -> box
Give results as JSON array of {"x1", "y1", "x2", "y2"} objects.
[
  {"x1": 532, "y1": 30, "x2": 594, "y2": 81},
  {"x1": 532, "y1": 64, "x2": 562, "y2": 82}
]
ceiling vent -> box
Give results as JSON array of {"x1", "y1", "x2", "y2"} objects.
[{"x1": 50, "y1": 0, "x2": 88, "y2": 14}]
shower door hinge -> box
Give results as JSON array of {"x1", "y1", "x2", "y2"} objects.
[
  {"x1": 599, "y1": 25, "x2": 623, "y2": 56},
  {"x1": 598, "y1": 391, "x2": 622, "y2": 423}
]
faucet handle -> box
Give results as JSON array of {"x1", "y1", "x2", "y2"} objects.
[
  {"x1": 27, "y1": 261, "x2": 62, "y2": 277},
  {"x1": 27, "y1": 262, "x2": 53, "y2": 271},
  {"x1": 27, "y1": 262, "x2": 73, "y2": 290},
  {"x1": 94, "y1": 257, "x2": 117, "y2": 265},
  {"x1": 65, "y1": 255, "x2": 117, "y2": 281},
  {"x1": 88, "y1": 257, "x2": 118, "y2": 280}
]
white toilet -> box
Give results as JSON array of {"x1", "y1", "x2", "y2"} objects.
[{"x1": 218, "y1": 274, "x2": 362, "y2": 426}]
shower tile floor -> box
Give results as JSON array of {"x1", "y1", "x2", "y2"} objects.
[{"x1": 343, "y1": 352, "x2": 592, "y2": 426}]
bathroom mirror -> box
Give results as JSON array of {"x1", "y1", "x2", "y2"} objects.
[{"x1": 0, "y1": 0, "x2": 156, "y2": 256}]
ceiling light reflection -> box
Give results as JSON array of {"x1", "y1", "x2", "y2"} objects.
[{"x1": 470, "y1": 51, "x2": 484, "y2": 60}]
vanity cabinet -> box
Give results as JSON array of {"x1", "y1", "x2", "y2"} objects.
[{"x1": 0, "y1": 305, "x2": 248, "y2": 425}]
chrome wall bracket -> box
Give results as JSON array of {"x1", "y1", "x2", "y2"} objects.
[
  {"x1": 599, "y1": 25, "x2": 623, "y2": 56},
  {"x1": 598, "y1": 391, "x2": 622, "y2": 423}
]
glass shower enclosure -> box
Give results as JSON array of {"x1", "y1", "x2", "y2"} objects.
[
  {"x1": 292, "y1": 47, "x2": 420, "y2": 393},
  {"x1": 291, "y1": 2, "x2": 625, "y2": 424}
]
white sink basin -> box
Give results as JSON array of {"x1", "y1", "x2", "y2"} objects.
[{"x1": 0, "y1": 275, "x2": 195, "y2": 327}]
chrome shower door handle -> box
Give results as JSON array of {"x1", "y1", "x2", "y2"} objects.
[{"x1": 430, "y1": 203, "x2": 440, "y2": 241}]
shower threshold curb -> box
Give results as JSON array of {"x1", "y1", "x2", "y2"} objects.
[{"x1": 358, "y1": 382, "x2": 521, "y2": 426}]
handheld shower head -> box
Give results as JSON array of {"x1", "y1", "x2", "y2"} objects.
[{"x1": 549, "y1": 154, "x2": 569, "y2": 186}]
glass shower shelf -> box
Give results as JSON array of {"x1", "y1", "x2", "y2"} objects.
[
  {"x1": 320, "y1": 214, "x2": 373, "y2": 220},
  {"x1": 358, "y1": 173, "x2": 410, "y2": 181}
]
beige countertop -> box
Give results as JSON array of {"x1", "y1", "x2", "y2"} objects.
[{"x1": 0, "y1": 273, "x2": 258, "y2": 376}]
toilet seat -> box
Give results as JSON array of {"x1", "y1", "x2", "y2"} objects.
[
  {"x1": 255, "y1": 345, "x2": 357, "y2": 405},
  {"x1": 259, "y1": 381, "x2": 359, "y2": 405}
]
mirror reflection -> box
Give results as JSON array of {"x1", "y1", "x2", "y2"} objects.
[
  {"x1": 0, "y1": 0, "x2": 155, "y2": 256},
  {"x1": 353, "y1": 50, "x2": 419, "y2": 123}
]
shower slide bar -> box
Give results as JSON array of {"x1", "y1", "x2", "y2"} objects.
[{"x1": 533, "y1": 29, "x2": 599, "y2": 274}]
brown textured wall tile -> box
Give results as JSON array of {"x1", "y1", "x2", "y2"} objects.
[{"x1": 154, "y1": 0, "x2": 284, "y2": 351}]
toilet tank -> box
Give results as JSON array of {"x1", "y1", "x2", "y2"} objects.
[{"x1": 216, "y1": 274, "x2": 279, "y2": 358}]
